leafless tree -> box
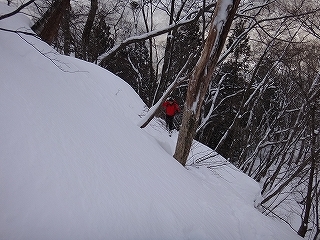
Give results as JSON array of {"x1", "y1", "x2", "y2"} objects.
[
  {"x1": 173, "y1": 0, "x2": 241, "y2": 166},
  {"x1": 80, "y1": 0, "x2": 98, "y2": 60}
]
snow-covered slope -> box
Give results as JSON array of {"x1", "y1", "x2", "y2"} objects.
[{"x1": 0, "y1": 3, "x2": 301, "y2": 240}]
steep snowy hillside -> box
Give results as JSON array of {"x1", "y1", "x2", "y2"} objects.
[{"x1": 0, "y1": 3, "x2": 302, "y2": 240}]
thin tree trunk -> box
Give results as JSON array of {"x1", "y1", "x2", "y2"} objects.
[
  {"x1": 173, "y1": 0, "x2": 240, "y2": 166},
  {"x1": 141, "y1": 2, "x2": 155, "y2": 107},
  {"x1": 298, "y1": 104, "x2": 317, "y2": 237},
  {"x1": 81, "y1": 0, "x2": 98, "y2": 60},
  {"x1": 154, "y1": 0, "x2": 176, "y2": 103},
  {"x1": 62, "y1": 4, "x2": 71, "y2": 55},
  {"x1": 261, "y1": 149, "x2": 320, "y2": 205},
  {"x1": 312, "y1": 180, "x2": 319, "y2": 240}
]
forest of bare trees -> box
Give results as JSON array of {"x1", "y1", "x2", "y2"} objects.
[{"x1": 1, "y1": 0, "x2": 319, "y2": 238}]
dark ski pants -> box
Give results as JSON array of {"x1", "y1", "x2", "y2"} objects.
[{"x1": 165, "y1": 115, "x2": 174, "y2": 131}]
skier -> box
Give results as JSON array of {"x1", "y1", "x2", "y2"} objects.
[{"x1": 162, "y1": 97, "x2": 180, "y2": 136}]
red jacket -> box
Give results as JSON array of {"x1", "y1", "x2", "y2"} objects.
[{"x1": 163, "y1": 100, "x2": 180, "y2": 116}]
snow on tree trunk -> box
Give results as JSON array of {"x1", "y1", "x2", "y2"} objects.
[{"x1": 173, "y1": 0, "x2": 240, "y2": 166}]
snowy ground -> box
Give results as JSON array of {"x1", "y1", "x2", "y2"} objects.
[{"x1": 0, "y1": 3, "x2": 302, "y2": 240}]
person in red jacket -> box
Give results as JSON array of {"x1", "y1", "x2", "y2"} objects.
[{"x1": 162, "y1": 97, "x2": 180, "y2": 134}]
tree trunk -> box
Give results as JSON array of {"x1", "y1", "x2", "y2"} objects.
[
  {"x1": 298, "y1": 104, "x2": 317, "y2": 237},
  {"x1": 261, "y1": 149, "x2": 320, "y2": 205},
  {"x1": 81, "y1": 0, "x2": 98, "y2": 60},
  {"x1": 32, "y1": 0, "x2": 70, "y2": 44},
  {"x1": 313, "y1": 182, "x2": 319, "y2": 240},
  {"x1": 141, "y1": 1, "x2": 155, "y2": 107},
  {"x1": 62, "y1": 4, "x2": 71, "y2": 55},
  {"x1": 173, "y1": 0, "x2": 240, "y2": 166},
  {"x1": 154, "y1": 0, "x2": 176, "y2": 103}
]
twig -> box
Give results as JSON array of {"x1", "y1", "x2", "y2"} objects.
[{"x1": 0, "y1": 0, "x2": 35, "y2": 20}]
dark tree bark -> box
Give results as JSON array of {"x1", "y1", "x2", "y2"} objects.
[
  {"x1": 62, "y1": 3, "x2": 71, "y2": 55},
  {"x1": 81, "y1": 0, "x2": 98, "y2": 60},
  {"x1": 154, "y1": 0, "x2": 176, "y2": 103},
  {"x1": 141, "y1": 1, "x2": 156, "y2": 107},
  {"x1": 31, "y1": 0, "x2": 70, "y2": 44},
  {"x1": 298, "y1": 103, "x2": 317, "y2": 237}
]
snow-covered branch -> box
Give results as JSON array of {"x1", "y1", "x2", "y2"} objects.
[
  {"x1": 0, "y1": 0, "x2": 35, "y2": 20},
  {"x1": 98, "y1": 2, "x2": 216, "y2": 66}
]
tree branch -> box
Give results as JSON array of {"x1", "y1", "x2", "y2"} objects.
[
  {"x1": 0, "y1": 0, "x2": 35, "y2": 20},
  {"x1": 0, "y1": 27, "x2": 37, "y2": 37},
  {"x1": 98, "y1": 3, "x2": 215, "y2": 67}
]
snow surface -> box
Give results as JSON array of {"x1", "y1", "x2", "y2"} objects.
[{"x1": 0, "y1": 3, "x2": 302, "y2": 240}]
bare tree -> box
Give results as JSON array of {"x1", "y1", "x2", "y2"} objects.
[
  {"x1": 80, "y1": 0, "x2": 98, "y2": 60},
  {"x1": 5, "y1": 1, "x2": 319, "y2": 237},
  {"x1": 173, "y1": 0, "x2": 241, "y2": 166},
  {"x1": 297, "y1": 103, "x2": 318, "y2": 237}
]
